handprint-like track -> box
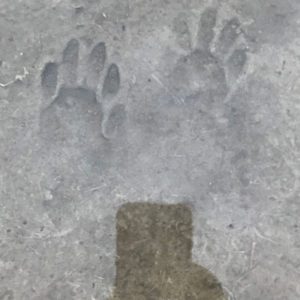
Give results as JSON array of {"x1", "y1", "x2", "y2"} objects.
[
  {"x1": 172, "y1": 7, "x2": 248, "y2": 105},
  {"x1": 40, "y1": 39, "x2": 126, "y2": 148}
]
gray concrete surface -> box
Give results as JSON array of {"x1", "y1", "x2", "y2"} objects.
[{"x1": 0, "y1": 0, "x2": 299, "y2": 299}]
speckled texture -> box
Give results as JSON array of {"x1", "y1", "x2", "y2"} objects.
[{"x1": 0, "y1": 0, "x2": 299, "y2": 299}]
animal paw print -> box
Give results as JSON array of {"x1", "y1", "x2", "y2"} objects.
[
  {"x1": 40, "y1": 39, "x2": 125, "y2": 148},
  {"x1": 172, "y1": 7, "x2": 248, "y2": 105}
]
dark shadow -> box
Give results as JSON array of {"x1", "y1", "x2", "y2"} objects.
[{"x1": 110, "y1": 203, "x2": 226, "y2": 300}]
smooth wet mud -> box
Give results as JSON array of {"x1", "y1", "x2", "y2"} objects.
[{"x1": 110, "y1": 203, "x2": 226, "y2": 300}]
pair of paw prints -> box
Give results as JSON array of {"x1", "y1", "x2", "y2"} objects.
[
  {"x1": 40, "y1": 39, "x2": 126, "y2": 148},
  {"x1": 172, "y1": 7, "x2": 248, "y2": 104}
]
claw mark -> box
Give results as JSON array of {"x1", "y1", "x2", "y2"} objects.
[
  {"x1": 102, "y1": 64, "x2": 120, "y2": 97},
  {"x1": 173, "y1": 13, "x2": 192, "y2": 50},
  {"x1": 102, "y1": 104, "x2": 126, "y2": 139},
  {"x1": 41, "y1": 63, "x2": 58, "y2": 97},
  {"x1": 87, "y1": 42, "x2": 106, "y2": 89},
  {"x1": 217, "y1": 18, "x2": 241, "y2": 56},
  {"x1": 227, "y1": 49, "x2": 247, "y2": 79},
  {"x1": 62, "y1": 39, "x2": 79, "y2": 85},
  {"x1": 197, "y1": 7, "x2": 217, "y2": 51}
]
